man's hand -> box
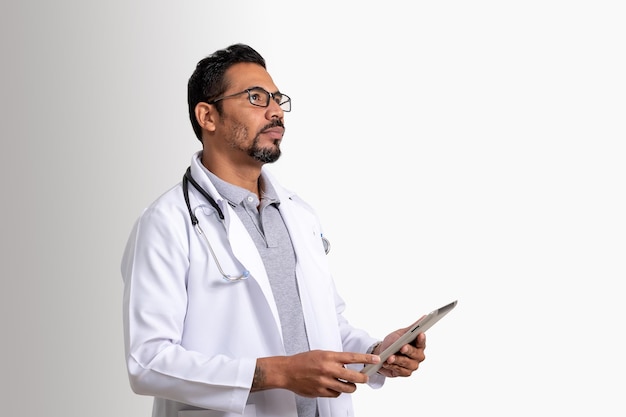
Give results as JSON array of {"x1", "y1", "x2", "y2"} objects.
[
  {"x1": 253, "y1": 350, "x2": 381, "y2": 397},
  {"x1": 373, "y1": 330, "x2": 427, "y2": 378}
]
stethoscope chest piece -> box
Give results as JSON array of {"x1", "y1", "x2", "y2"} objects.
[{"x1": 322, "y1": 236, "x2": 331, "y2": 255}]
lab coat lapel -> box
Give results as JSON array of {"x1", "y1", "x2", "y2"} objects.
[
  {"x1": 224, "y1": 203, "x2": 282, "y2": 331},
  {"x1": 189, "y1": 155, "x2": 282, "y2": 337},
  {"x1": 270, "y1": 184, "x2": 343, "y2": 352}
]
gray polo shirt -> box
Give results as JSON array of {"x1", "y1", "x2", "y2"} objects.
[{"x1": 204, "y1": 169, "x2": 317, "y2": 417}]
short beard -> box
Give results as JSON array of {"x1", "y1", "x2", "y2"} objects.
[
  {"x1": 249, "y1": 119, "x2": 284, "y2": 163},
  {"x1": 249, "y1": 139, "x2": 281, "y2": 163},
  {"x1": 224, "y1": 119, "x2": 284, "y2": 164}
]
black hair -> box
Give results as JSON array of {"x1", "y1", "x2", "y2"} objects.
[{"x1": 187, "y1": 43, "x2": 266, "y2": 141}]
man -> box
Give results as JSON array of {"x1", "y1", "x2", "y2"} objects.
[{"x1": 121, "y1": 43, "x2": 426, "y2": 417}]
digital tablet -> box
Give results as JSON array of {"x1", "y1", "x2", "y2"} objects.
[{"x1": 361, "y1": 300, "x2": 458, "y2": 376}]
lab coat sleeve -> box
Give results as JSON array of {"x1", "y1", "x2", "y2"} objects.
[
  {"x1": 332, "y1": 277, "x2": 386, "y2": 388},
  {"x1": 121, "y1": 195, "x2": 255, "y2": 413}
]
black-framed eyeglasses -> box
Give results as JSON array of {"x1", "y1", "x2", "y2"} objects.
[{"x1": 208, "y1": 86, "x2": 291, "y2": 112}]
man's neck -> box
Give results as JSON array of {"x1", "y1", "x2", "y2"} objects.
[{"x1": 201, "y1": 153, "x2": 263, "y2": 197}]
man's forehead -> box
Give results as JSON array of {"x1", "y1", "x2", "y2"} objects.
[{"x1": 226, "y1": 62, "x2": 277, "y2": 91}]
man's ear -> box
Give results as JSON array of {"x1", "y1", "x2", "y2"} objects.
[{"x1": 195, "y1": 102, "x2": 217, "y2": 132}]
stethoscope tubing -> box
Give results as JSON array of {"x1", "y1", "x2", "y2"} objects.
[
  {"x1": 182, "y1": 166, "x2": 330, "y2": 281},
  {"x1": 182, "y1": 167, "x2": 249, "y2": 282}
]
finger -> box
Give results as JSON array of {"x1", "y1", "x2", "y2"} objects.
[
  {"x1": 318, "y1": 387, "x2": 342, "y2": 398},
  {"x1": 399, "y1": 343, "x2": 426, "y2": 360},
  {"x1": 390, "y1": 355, "x2": 420, "y2": 371},
  {"x1": 336, "y1": 366, "x2": 370, "y2": 385},
  {"x1": 413, "y1": 332, "x2": 426, "y2": 349},
  {"x1": 337, "y1": 352, "x2": 381, "y2": 366},
  {"x1": 327, "y1": 378, "x2": 358, "y2": 394},
  {"x1": 381, "y1": 356, "x2": 419, "y2": 376}
]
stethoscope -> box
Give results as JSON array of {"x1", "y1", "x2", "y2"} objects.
[{"x1": 182, "y1": 167, "x2": 331, "y2": 283}]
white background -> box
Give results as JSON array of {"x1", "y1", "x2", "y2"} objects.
[{"x1": 2, "y1": 1, "x2": 625, "y2": 416}]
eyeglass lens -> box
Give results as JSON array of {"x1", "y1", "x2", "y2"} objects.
[{"x1": 248, "y1": 88, "x2": 291, "y2": 111}]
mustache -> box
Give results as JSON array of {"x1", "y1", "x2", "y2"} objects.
[{"x1": 261, "y1": 119, "x2": 285, "y2": 131}]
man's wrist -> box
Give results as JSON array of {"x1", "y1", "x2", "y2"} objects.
[
  {"x1": 252, "y1": 356, "x2": 287, "y2": 392},
  {"x1": 368, "y1": 341, "x2": 382, "y2": 356}
]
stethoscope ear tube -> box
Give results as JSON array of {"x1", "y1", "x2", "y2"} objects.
[{"x1": 182, "y1": 169, "x2": 198, "y2": 226}]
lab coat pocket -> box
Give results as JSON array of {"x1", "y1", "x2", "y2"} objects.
[{"x1": 178, "y1": 404, "x2": 256, "y2": 417}]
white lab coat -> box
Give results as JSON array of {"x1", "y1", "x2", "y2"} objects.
[{"x1": 122, "y1": 152, "x2": 384, "y2": 417}]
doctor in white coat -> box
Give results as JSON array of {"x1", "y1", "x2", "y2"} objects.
[{"x1": 121, "y1": 43, "x2": 427, "y2": 417}]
